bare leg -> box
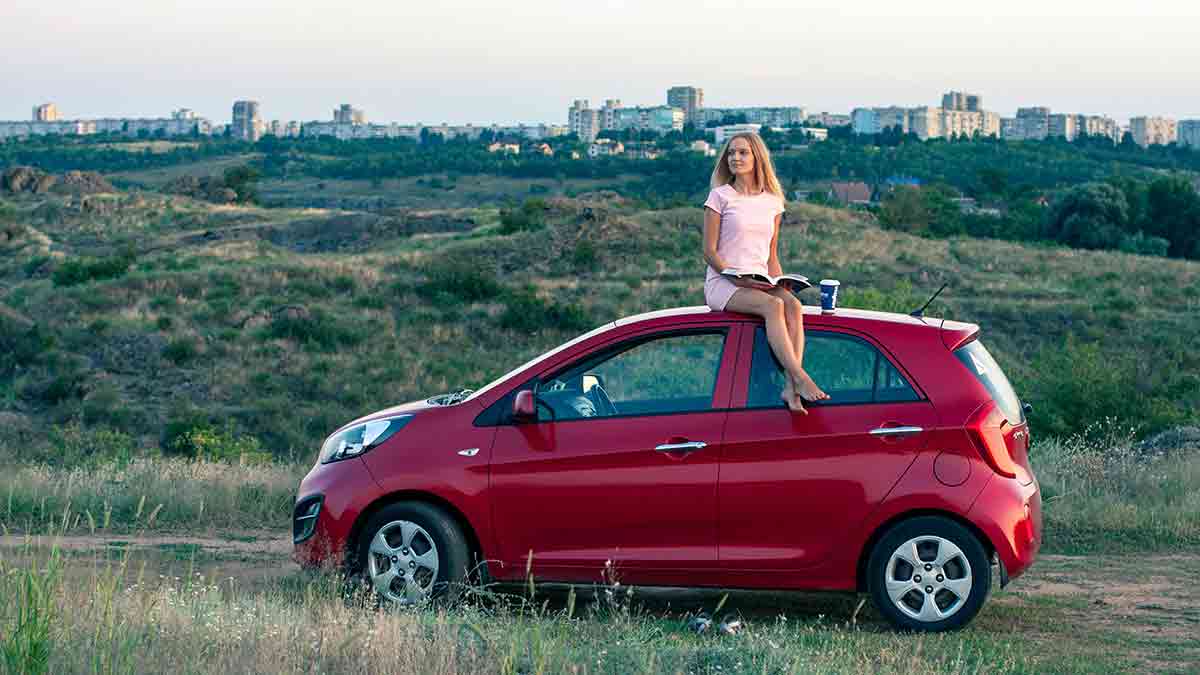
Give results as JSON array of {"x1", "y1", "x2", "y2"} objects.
[
  {"x1": 725, "y1": 288, "x2": 812, "y2": 413},
  {"x1": 767, "y1": 287, "x2": 829, "y2": 403}
]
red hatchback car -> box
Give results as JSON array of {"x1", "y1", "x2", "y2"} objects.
[{"x1": 294, "y1": 305, "x2": 1041, "y2": 631}]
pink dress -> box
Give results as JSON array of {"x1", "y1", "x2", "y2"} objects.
[{"x1": 703, "y1": 183, "x2": 786, "y2": 311}]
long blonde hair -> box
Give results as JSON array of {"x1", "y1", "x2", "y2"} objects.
[{"x1": 709, "y1": 132, "x2": 784, "y2": 197}]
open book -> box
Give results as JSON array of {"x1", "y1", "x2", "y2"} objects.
[{"x1": 721, "y1": 268, "x2": 812, "y2": 291}]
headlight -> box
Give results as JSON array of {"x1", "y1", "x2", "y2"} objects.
[{"x1": 319, "y1": 415, "x2": 413, "y2": 464}]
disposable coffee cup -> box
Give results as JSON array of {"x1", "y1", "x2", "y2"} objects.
[{"x1": 819, "y1": 279, "x2": 840, "y2": 312}]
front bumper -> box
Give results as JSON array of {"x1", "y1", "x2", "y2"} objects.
[{"x1": 292, "y1": 457, "x2": 381, "y2": 569}]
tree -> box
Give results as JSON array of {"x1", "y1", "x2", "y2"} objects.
[
  {"x1": 223, "y1": 164, "x2": 261, "y2": 204},
  {"x1": 1145, "y1": 175, "x2": 1200, "y2": 258},
  {"x1": 1045, "y1": 182, "x2": 1129, "y2": 250}
]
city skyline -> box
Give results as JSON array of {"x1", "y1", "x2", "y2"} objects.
[{"x1": 3, "y1": 0, "x2": 1200, "y2": 124}]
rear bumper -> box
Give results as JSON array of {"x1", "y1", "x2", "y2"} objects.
[
  {"x1": 292, "y1": 458, "x2": 381, "y2": 569},
  {"x1": 968, "y1": 474, "x2": 1042, "y2": 584}
]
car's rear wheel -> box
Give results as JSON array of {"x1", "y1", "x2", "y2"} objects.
[
  {"x1": 357, "y1": 502, "x2": 470, "y2": 606},
  {"x1": 867, "y1": 516, "x2": 991, "y2": 631}
]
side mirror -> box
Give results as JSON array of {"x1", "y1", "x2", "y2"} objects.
[
  {"x1": 582, "y1": 373, "x2": 602, "y2": 393},
  {"x1": 512, "y1": 390, "x2": 537, "y2": 422},
  {"x1": 1023, "y1": 402, "x2": 1034, "y2": 416}
]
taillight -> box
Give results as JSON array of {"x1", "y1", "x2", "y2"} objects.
[{"x1": 966, "y1": 401, "x2": 1021, "y2": 479}]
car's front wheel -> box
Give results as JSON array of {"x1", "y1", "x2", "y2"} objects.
[
  {"x1": 867, "y1": 516, "x2": 992, "y2": 631},
  {"x1": 357, "y1": 502, "x2": 470, "y2": 605}
]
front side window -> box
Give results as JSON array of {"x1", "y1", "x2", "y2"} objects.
[
  {"x1": 537, "y1": 331, "x2": 726, "y2": 421},
  {"x1": 746, "y1": 327, "x2": 919, "y2": 408}
]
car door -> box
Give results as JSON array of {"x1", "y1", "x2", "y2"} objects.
[
  {"x1": 489, "y1": 325, "x2": 738, "y2": 582},
  {"x1": 718, "y1": 323, "x2": 936, "y2": 572}
]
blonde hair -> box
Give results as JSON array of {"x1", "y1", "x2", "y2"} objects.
[{"x1": 709, "y1": 132, "x2": 784, "y2": 198}]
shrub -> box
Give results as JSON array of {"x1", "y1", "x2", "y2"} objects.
[
  {"x1": 39, "y1": 422, "x2": 137, "y2": 467},
  {"x1": 51, "y1": 251, "x2": 136, "y2": 287},
  {"x1": 416, "y1": 260, "x2": 504, "y2": 303},
  {"x1": 262, "y1": 308, "x2": 365, "y2": 351},
  {"x1": 162, "y1": 337, "x2": 199, "y2": 364},
  {"x1": 167, "y1": 422, "x2": 271, "y2": 465},
  {"x1": 1020, "y1": 337, "x2": 1191, "y2": 438},
  {"x1": 499, "y1": 285, "x2": 592, "y2": 333},
  {"x1": 499, "y1": 199, "x2": 548, "y2": 235},
  {"x1": 571, "y1": 239, "x2": 599, "y2": 270}
]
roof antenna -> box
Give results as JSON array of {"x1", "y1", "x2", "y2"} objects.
[{"x1": 911, "y1": 282, "x2": 948, "y2": 318}]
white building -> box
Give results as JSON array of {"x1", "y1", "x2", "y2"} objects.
[
  {"x1": 702, "y1": 106, "x2": 806, "y2": 127},
  {"x1": 1130, "y1": 116, "x2": 1178, "y2": 147},
  {"x1": 712, "y1": 123, "x2": 764, "y2": 145},
  {"x1": 587, "y1": 139, "x2": 624, "y2": 157}
]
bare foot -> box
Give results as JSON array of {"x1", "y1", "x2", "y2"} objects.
[
  {"x1": 793, "y1": 371, "x2": 830, "y2": 403},
  {"x1": 780, "y1": 380, "x2": 807, "y2": 414}
]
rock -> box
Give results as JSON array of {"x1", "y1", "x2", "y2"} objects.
[
  {"x1": 54, "y1": 170, "x2": 115, "y2": 195},
  {"x1": 1134, "y1": 426, "x2": 1200, "y2": 454},
  {"x1": 2, "y1": 166, "x2": 48, "y2": 193}
]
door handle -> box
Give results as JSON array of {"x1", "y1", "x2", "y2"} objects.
[
  {"x1": 869, "y1": 426, "x2": 923, "y2": 437},
  {"x1": 655, "y1": 441, "x2": 707, "y2": 453}
]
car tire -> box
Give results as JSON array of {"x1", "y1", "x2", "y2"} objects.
[
  {"x1": 356, "y1": 501, "x2": 471, "y2": 606},
  {"x1": 867, "y1": 516, "x2": 992, "y2": 632}
]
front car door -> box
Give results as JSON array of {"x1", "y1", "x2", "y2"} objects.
[
  {"x1": 717, "y1": 323, "x2": 936, "y2": 584},
  {"x1": 489, "y1": 325, "x2": 738, "y2": 583}
]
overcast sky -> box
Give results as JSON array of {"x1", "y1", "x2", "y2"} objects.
[{"x1": 3, "y1": 0, "x2": 1199, "y2": 126}]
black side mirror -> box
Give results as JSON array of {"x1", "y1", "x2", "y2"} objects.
[{"x1": 1023, "y1": 402, "x2": 1033, "y2": 416}]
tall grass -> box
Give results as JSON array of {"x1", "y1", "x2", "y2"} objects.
[
  {"x1": 1031, "y1": 420, "x2": 1200, "y2": 553},
  {"x1": 0, "y1": 538, "x2": 1127, "y2": 674},
  {"x1": 0, "y1": 457, "x2": 303, "y2": 534}
]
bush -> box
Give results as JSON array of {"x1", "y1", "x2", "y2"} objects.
[
  {"x1": 38, "y1": 422, "x2": 137, "y2": 467},
  {"x1": 262, "y1": 308, "x2": 365, "y2": 351},
  {"x1": 499, "y1": 285, "x2": 592, "y2": 333},
  {"x1": 162, "y1": 337, "x2": 199, "y2": 364},
  {"x1": 499, "y1": 198, "x2": 548, "y2": 235},
  {"x1": 1021, "y1": 337, "x2": 1191, "y2": 438},
  {"x1": 416, "y1": 260, "x2": 503, "y2": 303},
  {"x1": 51, "y1": 251, "x2": 136, "y2": 287},
  {"x1": 167, "y1": 422, "x2": 271, "y2": 464}
]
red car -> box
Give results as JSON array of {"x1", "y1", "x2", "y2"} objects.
[{"x1": 294, "y1": 305, "x2": 1041, "y2": 631}]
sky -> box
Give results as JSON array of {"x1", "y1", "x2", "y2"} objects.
[{"x1": 3, "y1": 0, "x2": 1199, "y2": 126}]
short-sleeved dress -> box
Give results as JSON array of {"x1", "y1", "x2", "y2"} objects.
[{"x1": 703, "y1": 183, "x2": 786, "y2": 311}]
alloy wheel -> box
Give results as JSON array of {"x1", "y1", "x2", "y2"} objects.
[
  {"x1": 366, "y1": 519, "x2": 440, "y2": 604},
  {"x1": 884, "y1": 535, "x2": 973, "y2": 622}
]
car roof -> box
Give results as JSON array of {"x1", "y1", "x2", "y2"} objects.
[{"x1": 616, "y1": 304, "x2": 975, "y2": 334}]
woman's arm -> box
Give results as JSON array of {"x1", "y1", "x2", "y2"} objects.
[
  {"x1": 705, "y1": 208, "x2": 770, "y2": 289},
  {"x1": 766, "y1": 213, "x2": 783, "y2": 277},
  {"x1": 702, "y1": 207, "x2": 730, "y2": 272}
]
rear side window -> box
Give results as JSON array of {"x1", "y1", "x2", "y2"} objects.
[
  {"x1": 746, "y1": 327, "x2": 919, "y2": 407},
  {"x1": 954, "y1": 340, "x2": 1024, "y2": 424}
]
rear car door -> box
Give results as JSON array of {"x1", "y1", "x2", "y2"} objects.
[
  {"x1": 489, "y1": 325, "x2": 738, "y2": 582},
  {"x1": 718, "y1": 323, "x2": 936, "y2": 571}
]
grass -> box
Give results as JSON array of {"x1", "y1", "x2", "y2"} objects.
[
  {"x1": 0, "y1": 185, "x2": 1196, "y2": 458},
  {"x1": 0, "y1": 539, "x2": 1154, "y2": 674}
]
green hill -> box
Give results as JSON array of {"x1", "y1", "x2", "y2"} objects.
[{"x1": 1, "y1": 188, "x2": 1196, "y2": 460}]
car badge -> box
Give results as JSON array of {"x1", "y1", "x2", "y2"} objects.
[{"x1": 457, "y1": 448, "x2": 480, "y2": 457}]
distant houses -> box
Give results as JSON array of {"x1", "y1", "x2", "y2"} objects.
[{"x1": 828, "y1": 181, "x2": 873, "y2": 207}]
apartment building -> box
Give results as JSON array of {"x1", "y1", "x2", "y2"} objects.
[
  {"x1": 851, "y1": 106, "x2": 911, "y2": 135},
  {"x1": 712, "y1": 123, "x2": 764, "y2": 145},
  {"x1": 568, "y1": 99, "x2": 601, "y2": 141},
  {"x1": 667, "y1": 86, "x2": 704, "y2": 125},
  {"x1": 611, "y1": 106, "x2": 684, "y2": 133},
  {"x1": 33, "y1": 103, "x2": 59, "y2": 121},
  {"x1": 942, "y1": 92, "x2": 983, "y2": 112},
  {"x1": 1129, "y1": 116, "x2": 1178, "y2": 147},
  {"x1": 808, "y1": 112, "x2": 851, "y2": 127},
  {"x1": 1047, "y1": 113, "x2": 1077, "y2": 140},
  {"x1": 232, "y1": 100, "x2": 263, "y2": 142},
  {"x1": 1179, "y1": 120, "x2": 1200, "y2": 149},
  {"x1": 0, "y1": 120, "x2": 95, "y2": 139},
  {"x1": 333, "y1": 104, "x2": 366, "y2": 124},
  {"x1": 702, "y1": 106, "x2": 806, "y2": 127}
]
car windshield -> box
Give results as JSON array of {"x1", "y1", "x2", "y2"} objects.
[{"x1": 465, "y1": 321, "x2": 617, "y2": 402}]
